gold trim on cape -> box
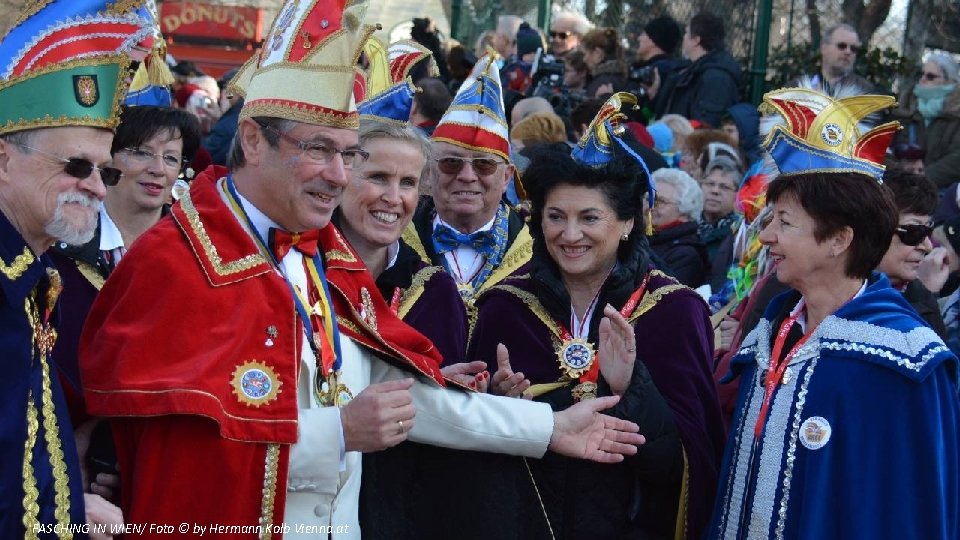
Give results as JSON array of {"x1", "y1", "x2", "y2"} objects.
[
  {"x1": 397, "y1": 266, "x2": 442, "y2": 320},
  {"x1": 1, "y1": 246, "x2": 34, "y2": 280},
  {"x1": 176, "y1": 187, "x2": 268, "y2": 278},
  {"x1": 258, "y1": 443, "x2": 280, "y2": 540},
  {"x1": 75, "y1": 260, "x2": 106, "y2": 290}
]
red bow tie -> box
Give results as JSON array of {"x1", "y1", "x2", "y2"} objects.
[{"x1": 268, "y1": 228, "x2": 321, "y2": 261}]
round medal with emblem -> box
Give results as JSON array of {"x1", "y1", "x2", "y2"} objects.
[
  {"x1": 571, "y1": 381, "x2": 598, "y2": 401},
  {"x1": 820, "y1": 123, "x2": 843, "y2": 147},
  {"x1": 317, "y1": 370, "x2": 353, "y2": 407},
  {"x1": 557, "y1": 338, "x2": 596, "y2": 378},
  {"x1": 231, "y1": 361, "x2": 282, "y2": 407}
]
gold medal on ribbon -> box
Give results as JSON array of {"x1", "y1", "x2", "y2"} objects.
[
  {"x1": 557, "y1": 338, "x2": 595, "y2": 379},
  {"x1": 317, "y1": 371, "x2": 352, "y2": 407},
  {"x1": 571, "y1": 381, "x2": 598, "y2": 401}
]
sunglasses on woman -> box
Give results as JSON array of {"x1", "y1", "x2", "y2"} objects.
[
  {"x1": 550, "y1": 31, "x2": 571, "y2": 40},
  {"x1": 832, "y1": 42, "x2": 861, "y2": 53},
  {"x1": 19, "y1": 144, "x2": 123, "y2": 186},
  {"x1": 435, "y1": 156, "x2": 503, "y2": 176},
  {"x1": 894, "y1": 223, "x2": 933, "y2": 246}
]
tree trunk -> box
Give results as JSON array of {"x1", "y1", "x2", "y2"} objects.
[
  {"x1": 841, "y1": 0, "x2": 893, "y2": 44},
  {"x1": 806, "y1": 0, "x2": 820, "y2": 46}
]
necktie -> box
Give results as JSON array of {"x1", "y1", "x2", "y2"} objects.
[
  {"x1": 432, "y1": 223, "x2": 497, "y2": 257},
  {"x1": 268, "y1": 228, "x2": 320, "y2": 261}
]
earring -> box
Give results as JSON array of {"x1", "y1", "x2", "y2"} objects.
[{"x1": 621, "y1": 232, "x2": 630, "y2": 241}]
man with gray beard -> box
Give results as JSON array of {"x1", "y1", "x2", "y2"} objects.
[{"x1": 0, "y1": 1, "x2": 151, "y2": 537}]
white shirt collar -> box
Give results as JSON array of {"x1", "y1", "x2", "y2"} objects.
[
  {"x1": 433, "y1": 211, "x2": 497, "y2": 234},
  {"x1": 384, "y1": 240, "x2": 400, "y2": 271},
  {"x1": 232, "y1": 183, "x2": 282, "y2": 241},
  {"x1": 98, "y1": 205, "x2": 125, "y2": 251}
]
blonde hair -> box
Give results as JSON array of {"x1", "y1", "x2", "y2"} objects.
[{"x1": 510, "y1": 112, "x2": 568, "y2": 146}]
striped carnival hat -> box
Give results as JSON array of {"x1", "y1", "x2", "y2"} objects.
[
  {"x1": 124, "y1": 0, "x2": 174, "y2": 107},
  {"x1": 431, "y1": 52, "x2": 510, "y2": 162},
  {"x1": 0, "y1": 0, "x2": 153, "y2": 135},
  {"x1": 228, "y1": 0, "x2": 375, "y2": 130},
  {"x1": 760, "y1": 88, "x2": 899, "y2": 182},
  {"x1": 357, "y1": 37, "x2": 438, "y2": 124}
]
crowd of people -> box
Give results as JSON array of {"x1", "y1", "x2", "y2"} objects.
[{"x1": 2, "y1": 0, "x2": 960, "y2": 539}]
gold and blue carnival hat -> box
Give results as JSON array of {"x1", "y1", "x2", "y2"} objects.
[
  {"x1": 388, "y1": 39, "x2": 437, "y2": 82},
  {"x1": 123, "y1": 0, "x2": 173, "y2": 107},
  {"x1": 432, "y1": 51, "x2": 510, "y2": 162},
  {"x1": 0, "y1": 0, "x2": 153, "y2": 135},
  {"x1": 760, "y1": 88, "x2": 899, "y2": 181},
  {"x1": 228, "y1": 0, "x2": 375, "y2": 129},
  {"x1": 358, "y1": 35, "x2": 419, "y2": 125},
  {"x1": 572, "y1": 92, "x2": 655, "y2": 207}
]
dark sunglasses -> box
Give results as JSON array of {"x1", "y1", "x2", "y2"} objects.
[
  {"x1": 435, "y1": 156, "x2": 503, "y2": 176},
  {"x1": 833, "y1": 42, "x2": 861, "y2": 53},
  {"x1": 894, "y1": 223, "x2": 933, "y2": 246},
  {"x1": 921, "y1": 71, "x2": 943, "y2": 82},
  {"x1": 549, "y1": 31, "x2": 571, "y2": 39},
  {"x1": 19, "y1": 144, "x2": 122, "y2": 186}
]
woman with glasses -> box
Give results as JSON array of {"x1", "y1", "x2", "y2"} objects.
[
  {"x1": 649, "y1": 167, "x2": 710, "y2": 287},
  {"x1": 875, "y1": 169, "x2": 947, "y2": 337},
  {"x1": 49, "y1": 104, "x2": 200, "y2": 501},
  {"x1": 469, "y1": 97, "x2": 724, "y2": 539},
  {"x1": 892, "y1": 52, "x2": 960, "y2": 188}
]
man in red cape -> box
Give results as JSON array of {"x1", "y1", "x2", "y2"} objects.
[{"x1": 79, "y1": 1, "x2": 645, "y2": 537}]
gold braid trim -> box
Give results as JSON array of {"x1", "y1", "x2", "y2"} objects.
[
  {"x1": 397, "y1": 266, "x2": 442, "y2": 320},
  {"x1": 39, "y1": 324, "x2": 72, "y2": 538},
  {"x1": 177, "y1": 188, "x2": 267, "y2": 277},
  {"x1": 22, "y1": 389, "x2": 40, "y2": 540},
  {"x1": 1, "y1": 246, "x2": 34, "y2": 280},
  {"x1": 258, "y1": 444, "x2": 280, "y2": 540},
  {"x1": 475, "y1": 227, "x2": 532, "y2": 296},
  {"x1": 673, "y1": 446, "x2": 690, "y2": 540},
  {"x1": 522, "y1": 458, "x2": 557, "y2": 540},
  {"x1": 401, "y1": 225, "x2": 430, "y2": 263},
  {"x1": 627, "y1": 271, "x2": 689, "y2": 323},
  {"x1": 75, "y1": 261, "x2": 105, "y2": 290}
]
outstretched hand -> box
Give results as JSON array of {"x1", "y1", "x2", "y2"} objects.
[
  {"x1": 598, "y1": 304, "x2": 636, "y2": 396},
  {"x1": 550, "y1": 395, "x2": 645, "y2": 463},
  {"x1": 491, "y1": 343, "x2": 532, "y2": 398}
]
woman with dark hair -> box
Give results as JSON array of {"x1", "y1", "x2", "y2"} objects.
[
  {"x1": 49, "y1": 104, "x2": 201, "y2": 502},
  {"x1": 710, "y1": 89, "x2": 959, "y2": 539},
  {"x1": 470, "y1": 94, "x2": 725, "y2": 539},
  {"x1": 580, "y1": 27, "x2": 631, "y2": 98},
  {"x1": 875, "y1": 169, "x2": 946, "y2": 337}
]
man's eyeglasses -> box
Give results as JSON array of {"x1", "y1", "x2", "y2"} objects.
[
  {"x1": 921, "y1": 71, "x2": 944, "y2": 82},
  {"x1": 18, "y1": 144, "x2": 122, "y2": 186},
  {"x1": 119, "y1": 147, "x2": 184, "y2": 170},
  {"x1": 832, "y1": 42, "x2": 861, "y2": 53},
  {"x1": 261, "y1": 125, "x2": 369, "y2": 168},
  {"x1": 894, "y1": 223, "x2": 933, "y2": 246},
  {"x1": 549, "y1": 31, "x2": 571, "y2": 40},
  {"x1": 435, "y1": 156, "x2": 504, "y2": 176}
]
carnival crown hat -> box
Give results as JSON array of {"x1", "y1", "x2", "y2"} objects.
[
  {"x1": 760, "y1": 88, "x2": 899, "y2": 181},
  {"x1": 358, "y1": 35, "x2": 420, "y2": 124},
  {"x1": 572, "y1": 92, "x2": 655, "y2": 207},
  {"x1": 0, "y1": 0, "x2": 154, "y2": 135},
  {"x1": 124, "y1": 0, "x2": 174, "y2": 107},
  {"x1": 228, "y1": 0, "x2": 375, "y2": 130},
  {"x1": 431, "y1": 51, "x2": 510, "y2": 162}
]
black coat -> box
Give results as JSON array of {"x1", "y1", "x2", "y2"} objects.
[
  {"x1": 650, "y1": 221, "x2": 710, "y2": 287},
  {"x1": 654, "y1": 48, "x2": 743, "y2": 128}
]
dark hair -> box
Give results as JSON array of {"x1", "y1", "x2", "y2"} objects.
[
  {"x1": 563, "y1": 48, "x2": 588, "y2": 76},
  {"x1": 580, "y1": 27, "x2": 622, "y2": 63},
  {"x1": 112, "y1": 106, "x2": 201, "y2": 162},
  {"x1": 766, "y1": 172, "x2": 898, "y2": 279},
  {"x1": 226, "y1": 117, "x2": 298, "y2": 169},
  {"x1": 414, "y1": 78, "x2": 452, "y2": 122},
  {"x1": 524, "y1": 141, "x2": 649, "y2": 262},
  {"x1": 570, "y1": 97, "x2": 606, "y2": 134},
  {"x1": 688, "y1": 12, "x2": 726, "y2": 52},
  {"x1": 881, "y1": 169, "x2": 938, "y2": 216}
]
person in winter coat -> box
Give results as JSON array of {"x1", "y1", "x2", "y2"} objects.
[
  {"x1": 650, "y1": 12, "x2": 743, "y2": 128},
  {"x1": 892, "y1": 52, "x2": 960, "y2": 188},
  {"x1": 650, "y1": 168, "x2": 710, "y2": 287}
]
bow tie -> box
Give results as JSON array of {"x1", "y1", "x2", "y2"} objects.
[
  {"x1": 433, "y1": 224, "x2": 497, "y2": 256},
  {"x1": 268, "y1": 228, "x2": 321, "y2": 261}
]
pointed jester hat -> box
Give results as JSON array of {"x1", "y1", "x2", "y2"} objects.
[
  {"x1": 571, "y1": 91, "x2": 655, "y2": 207},
  {"x1": 431, "y1": 51, "x2": 510, "y2": 162},
  {"x1": 760, "y1": 88, "x2": 899, "y2": 181},
  {"x1": 124, "y1": 0, "x2": 174, "y2": 107},
  {"x1": 0, "y1": 0, "x2": 154, "y2": 135},
  {"x1": 228, "y1": 0, "x2": 375, "y2": 129},
  {"x1": 358, "y1": 37, "x2": 437, "y2": 124}
]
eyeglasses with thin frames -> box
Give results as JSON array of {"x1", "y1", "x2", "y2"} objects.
[
  {"x1": 119, "y1": 147, "x2": 184, "y2": 170},
  {"x1": 17, "y1": 144, "x2": 122, "y2": 186},
  {"x1": 435, "y1": 156, "x2": 504, "y2": 176},
  {"x1": 260, "y1": 125, "x2": 369, "y2": 168}
]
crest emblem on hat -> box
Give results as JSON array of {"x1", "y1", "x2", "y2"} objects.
[
  {"x1": 799, "y1": 416, "x2": 832, "y2": 450},
  {"x1": 73, "y1": 75, "x2": 100, "y2": 107},
  {"x1": 231, "y1": 361, "x2": 282, "y2": 407},
  {"x1": 821, "y1": 123, "x2": 843, "y2": 147}
]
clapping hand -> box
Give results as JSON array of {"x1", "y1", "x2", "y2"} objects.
[
  {"x1": 598, "y1": 304, "x2": 636, "y2": 396},
  {"x1": 442, "y1": 361, "x2": 490, "y2": 392},
  {"x1": 491, "y1": 343, "x2": 532, "y2": 398},
  {"x1": 550, "y1": 396, "x2": 645, "y2": 463}
]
